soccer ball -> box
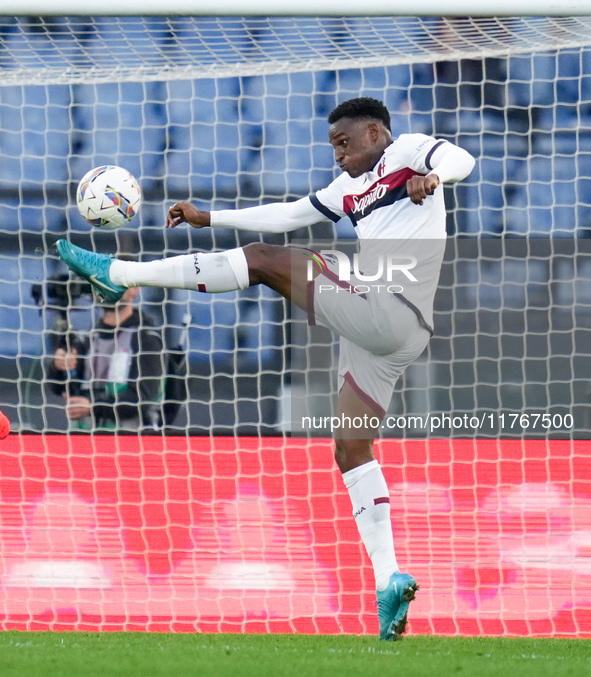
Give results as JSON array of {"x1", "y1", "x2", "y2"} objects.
[{"x1": 76, "y1": 165, "x2": 141, "y2": 230}]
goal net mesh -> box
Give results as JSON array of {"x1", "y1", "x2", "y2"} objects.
[{"x1": 0, "y1": 15, "x2": 590, "y2": 636}]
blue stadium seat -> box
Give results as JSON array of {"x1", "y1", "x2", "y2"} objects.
[
  {"x1": 165, "y1": 122, "x2": 216, "y2": 194},
  {"x1": 576, "y1": 141, "x2": 591, "y2": 230},
  {"x1": 0, "y1": 197, "x2": 65, "y2": 234},
  {"x1": 0, "y1": 85, "x2": 70, "y2": 188},
  {"x1": 259, "y1": 73, "x2": 290, "y2": 96},
  {"x1": 580, "y1": 47, "x2": 591, "y2": 111},
  {"x1": 188, "y1": 292, "x2": 239, "y2": 364},
  {"x1": 166, "y1": 79, "x2": 211, "y2": 126},
  {"x1": 557, "y1": 51, "x2": 581, "y2": 105},
  {"x1": 480, "y1": 164, "x2": 504, "y2": 211},
  {"x1": 238, "y1": 76, "x2": 267, "y2": 124},
  {"x1": 362, "y1": 66, "x2": 388, "y2": 91},
  {"x1": 259, "y1": 146, "x2": 290, "y2": 195},
  {"x1": 88, "y1": 16, "x2": 170, "y2": 72},
  {"x1": 261, "y1": 91, "x2": 290, "y2": 123},
  {"x1": 508, "y1": 53, "x2": 555, "y2": 109},
  {"x1": 288, "y1": 93, "x2": 316, "y2": 122},
  {"x1": 551, "y1": 156, "x2": 578, "y2": 235},
  {"x1": 507, "y1": 154, "x2": 581, "y2": 236},
  {"x1": 172, "y1": 17, "x2": 252, "y2": 64},
  {"x1": 511, "y1": 156, "x2": 551, "y2": 235},
  {"x1": 258, "y1": 120, "x2": 318, "y2": 196},
  {"x1": 4, "y1": 19, "x2": 76, "y2": 72},
  {"x1": 336, "y1": 69, "x2": 363, "y2": 96},
  {"x1": 408, "y1": 63, "x2": 434, "y2": 115},
  {"x1": 72, "y1": 82, "x2": 165, "y2": 184},
  {"x1": 212, "y1": 80, "x2": 241, "y2": 124},
  {"x1": 243, "y1": 20, "x2": 289, "y2": 62},
  {"x1": 213, "y1": 122, "x2": 240, "y2": 193},
  {"x1": 0, "y1": 255, "x2": 45, "y2": 357},
  {"x1": 166, "y1": 79, "x2": 236, "y2": 137},
  {"x1": 265, "y1": 17, "x2": 326, "y2": 63},
  {"x1": 164, "y1": 77, "x2": 242, "y2": 194},
  {"x1": 477, "y1": 256, "x2": 549, "y2": 310},
  {"x1": 385, "y1": 65, "x2": 412, "y2": 113},
  {"x1": 310, "y1": 118, "x2": 335, "y2": 176},
  {"x1": 503, "y1": 191, "x2": 531, "y2": 236},
  {"x1": 187, "y1": 287, "x2": 280, "y2": 367},
  {"x1": 21, "y1": 203, "x2": 65, "y2": 233}
]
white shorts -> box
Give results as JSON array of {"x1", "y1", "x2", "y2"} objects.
[{"x1": 307, "y1": 269, "x2": 431, "y2": 417}]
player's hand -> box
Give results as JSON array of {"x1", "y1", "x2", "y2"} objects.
[
  {"x1": 54, "y1": 348, "x2": 78, "y2": 372},
  {"x1": 166, "y1": 201, "x2": 211, "y2": 229},
  {"x1": 65, "y1": 396, "x2": 91, "y2": 420},
  {"x1": 407, "y1": 174, "x2": 440, "y2": 205},
  {"x1": 0, "y1": 410, "x2": 10, "y2": 439}
]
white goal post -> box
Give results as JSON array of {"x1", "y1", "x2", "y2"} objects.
[{"x1": 9, "y1": 0, "x2": 591, "y2": 16}]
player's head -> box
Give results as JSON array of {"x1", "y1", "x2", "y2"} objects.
[
  {"x1": 328, "y1": 98, "x2": 391, "y2": 132},
  {"x1": 327, "y1": 98, "x2": 393, "y2": 178}
]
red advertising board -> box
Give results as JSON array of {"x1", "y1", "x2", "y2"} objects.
[{"x1": 0, "y1": 436, "x2": 590, "y2": 636}]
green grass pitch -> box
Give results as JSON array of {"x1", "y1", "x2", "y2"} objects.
[{"x1": 0, "y1": 632, "x2": 589, "y2": 677}]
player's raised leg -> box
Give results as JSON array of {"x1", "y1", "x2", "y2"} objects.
[
  {"x1": 56, "y1": 236, "x2": 418, "y2": 639},
  {"x1": 335, "y1": 381, "x2": 418, "y2": 641},
  {"x1": 56, "y1": 240, "x2": 314, "y2": 310}
]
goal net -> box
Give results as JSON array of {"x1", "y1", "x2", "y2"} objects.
[{"x1": 0, "y1": 14, "x2": 590, "y2": 636}]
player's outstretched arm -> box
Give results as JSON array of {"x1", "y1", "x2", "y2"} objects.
[{"x1": 167, "y1": 197, "x2": 323, "y2": 234}]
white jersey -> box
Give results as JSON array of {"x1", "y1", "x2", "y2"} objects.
[
  {"x1": 211, "y1": 132, "x2": 474, "y2": 334},
  {"x1": 311, "y1": 134, "x2": 449, "y2": 240},
  {"x1": 311, "y1": 134, "x2": 454, "y2": 332}
]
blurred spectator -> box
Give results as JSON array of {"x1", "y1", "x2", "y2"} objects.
[{"x1": 47, "y1": 287, "x2": 165, "y2": 431}]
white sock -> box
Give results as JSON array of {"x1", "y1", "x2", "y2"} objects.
[
  {"x1": 342, "y1": 460, "x2": 399, "y2": 591},
  {"x1": 109, "y1": 248, "x2": 250, "y2": 292}
]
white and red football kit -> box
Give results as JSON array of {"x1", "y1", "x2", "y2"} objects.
[
  {"x1": 105, "y1": 131, "x2": 474, "y2": 598},
  {"x1": 210, "y1": 133, "x2": 474, "y2": 415}
]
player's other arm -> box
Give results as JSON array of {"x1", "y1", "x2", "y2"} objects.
[
  {"x1": 405, "y1": 135, "x2": 475, "y2": 205},
  {"x1": 166, "y1": 197, "x2": 324, "y2": 233}
]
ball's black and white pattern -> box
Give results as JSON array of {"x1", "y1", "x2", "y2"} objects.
[{"x1": 76, "y1": 165, "x2": 141, "y2": 230}]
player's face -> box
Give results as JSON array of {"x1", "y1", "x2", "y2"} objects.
[{"x1": 328, "y1": 118, "x2": 383, "y2": 178}]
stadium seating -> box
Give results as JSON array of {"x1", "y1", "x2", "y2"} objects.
[
  {"x1": 72, "y1": 82, "x2": 165, "y2": 192},
  {"x1": 185, "y1": 286, "x2": 281, "y2": 368},
  {"x1": 0, "y1": 256, "x2": 46, "y2": 357},
  {"x1": 3, "y1": 19, "x2": 591, "y2": 361},
  {"x1": 0, "y1": 84, "x2": 70, "y2": 188}
]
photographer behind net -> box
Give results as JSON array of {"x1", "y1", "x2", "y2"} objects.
[{"x1": 47, "y1": 282, "x2": 165, "y2": 432}]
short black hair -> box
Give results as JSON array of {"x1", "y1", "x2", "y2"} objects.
[{"x1": 328, "y1": 97, "x2": 391, "y2": 132}]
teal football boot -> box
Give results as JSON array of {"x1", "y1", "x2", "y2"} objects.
[
  {"x1": 56, "y1": 239, "x2": 125, "y2": 304},
  {"x1": 376, "y1": 572, "x2": 419, "y2": 641}
]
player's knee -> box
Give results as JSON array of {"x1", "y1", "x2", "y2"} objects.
[
  {"x1": 243, "y1": 242, "x2": 283, "y2": 285},
  {"x1": 334, "y1": 437, "x2": 374, "y2": 473}
]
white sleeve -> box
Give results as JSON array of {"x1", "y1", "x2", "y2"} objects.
[
  {"x1": 426, "y1": 140, "x2": 475, "y2": 183},
  {"x1": 210, "y1": 197, "x2": 325, "y2": 233},
  {"x1": 399, "y1": 133, "x2": 475, "y2": 183},
  {"x1": 311, "y1": 172, "x2": 350, "y2": 223}
]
